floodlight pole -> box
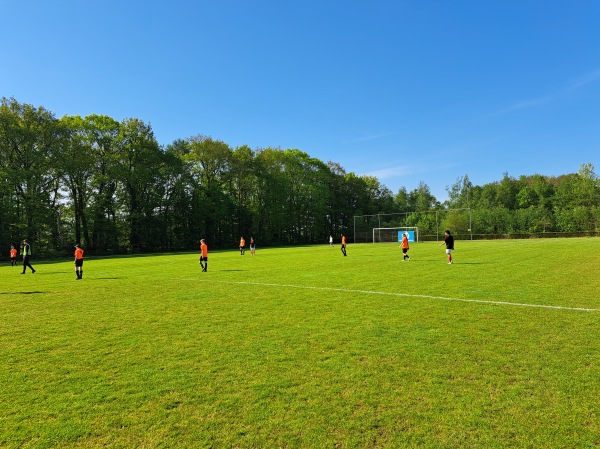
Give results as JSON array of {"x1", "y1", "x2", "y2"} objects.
[{"x1": 469, "y1": 208, "x2": 473, "y2": 240}]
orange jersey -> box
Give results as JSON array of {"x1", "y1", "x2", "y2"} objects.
[
  {"x1": 200, "y1": 243, "x2": 208, "y2": 257},
  {"x1": 74, "y1": 248, "x2": 84, "y2": 259},
  {"x1": 401, "y1": 236, "x2": 409, "y2": 249},
  {"x1": 341, "y1": 236, "x2": 346, "y2": 245},
  {"x1": 240, "y1": 238, "x2": 245, "y2": 247},
  {"x1": 10, "y1": 249, "x2": 17, "y2": 257}
]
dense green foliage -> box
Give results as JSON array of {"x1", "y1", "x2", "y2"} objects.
[
  {"x1": 1, "y1": 97, "x2": 599, "y2": 255},
  {"x1": 1, "y1": 239, "x2": 599, "y2": 448},
  {"x1": 444, "y1": 170, "x2": 600, "y2": 236}
]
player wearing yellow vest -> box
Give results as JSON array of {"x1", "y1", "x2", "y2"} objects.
[{"x1": 21, "y1": 239, "x2": 36, "y2": 274}]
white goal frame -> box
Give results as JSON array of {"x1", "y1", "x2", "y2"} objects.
[{"x1": 372, "y1": 227, "x2": 419, "y2": 243}]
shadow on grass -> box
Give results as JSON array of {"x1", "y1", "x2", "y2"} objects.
[
  {"x1": 0, "y1": 291, "x2": 46, "y2": 295},
  {"x1": 454, "y1": 261, "x2": 495, "y2": 265},
  {"x1": 395, "y1": 259, "x2": 496, "y2": 265}
]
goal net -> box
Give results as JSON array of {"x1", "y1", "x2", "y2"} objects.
[{"x1": 373, "y1": 227, "x2": 418, "y2": 243}]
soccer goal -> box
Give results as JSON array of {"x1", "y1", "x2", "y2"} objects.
[{"x1": 373, "y1": 227, "x2": 418, "y2": 243}]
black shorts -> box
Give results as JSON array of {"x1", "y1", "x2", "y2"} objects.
[
  {"x1": 402, "y1": 248, "x2": 409, "y2": 254},
  {"x1": 75, "y1": 259, "x2": 84, "y2": 267},
  {"x1": 10, "y1": 257, "x2": 16, "y2": 262},
  {"x1": 200, "y1": 256, "x2": 208, "y2": 262}
]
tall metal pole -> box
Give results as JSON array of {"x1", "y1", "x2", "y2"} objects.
[{"x1": 469, "y1": 209, "x2": 473, "y2": 240}]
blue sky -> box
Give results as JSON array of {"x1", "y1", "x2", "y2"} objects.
[{"x1": 2, "y1": 1, "x2": 599, "y2": 201}]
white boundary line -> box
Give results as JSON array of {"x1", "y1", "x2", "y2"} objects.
[{"x1": 192, "y1": 279, "x2": 599, "y2": 312}]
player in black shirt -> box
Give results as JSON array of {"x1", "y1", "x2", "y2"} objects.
[{"x1": 438, "y1": 230, "x2": 454, "y2": 264}]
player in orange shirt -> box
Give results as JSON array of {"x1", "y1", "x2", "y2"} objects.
[
  {"x1": 399, "y1": 232, "x2": 410, "y2": 261},
  {"x1": 74, "y1": 243, "x2": 84, "y2": 279},
  {"x1": 340, "y1": 234, "x2": 347, "y2": 256},
  {"x1": 10, "y1": 245, "x2": 17, "y2": 266},
  {"x1": 199, "y1": 239, "x2": 208, "y2": 272},
  {"x1": 239, "y1": 236, "x2": 245, "y2": 255}
]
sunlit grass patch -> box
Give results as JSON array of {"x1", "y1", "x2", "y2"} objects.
[{"x1": 1, "y1": 238, "x2": 599, "y2": 448}]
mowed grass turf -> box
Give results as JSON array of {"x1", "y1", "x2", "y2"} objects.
[{"x1": 1, "y1": 238, "x2": 599, "y2": 448}]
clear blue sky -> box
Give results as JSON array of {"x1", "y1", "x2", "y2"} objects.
[{"x1": 2, "y1": 0, "x2": 599, "y2": 201}]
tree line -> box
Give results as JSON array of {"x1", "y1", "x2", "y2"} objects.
[
  {"x1": 1, "y1": 97, "x2": 598, "y2": 257},
  {"x1": 442, "y1": 165, "x2": 599, "y2": 237}
]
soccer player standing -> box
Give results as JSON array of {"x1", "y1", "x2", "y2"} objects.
[
  {"x1": 74, "y1": 244, "x2": 84, "y2": 279},
  {"x1": 400, "y1": 232, "x2": 410, "y2": 261},
  {"x1": 10, "y1": 245, "x2": 17, "y2": 266},
  {"x1": 239, "y1": 236, "x2": 245, "y2": 255},
  {"x1": 438, "y1": 230, "x2": 454, "y2": 264},
  {"x1": 341, "y1": 234, "x2": 347, "y2": 256},
  {"x1": 199, "y1": 239, "x2": 208, "y2": 272}
]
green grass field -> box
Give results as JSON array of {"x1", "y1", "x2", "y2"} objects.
[{"x1": 1, "y1": 239, "x2": 599, "y2": 448}]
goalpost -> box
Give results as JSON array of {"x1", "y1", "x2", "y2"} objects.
[{"x1": 373, "y1": 227, "x2": 419, "y2": 243}]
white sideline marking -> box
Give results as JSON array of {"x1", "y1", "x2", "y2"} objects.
[{"x1": 196, "y1": 279, "x2": 599, "y2": 312}]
